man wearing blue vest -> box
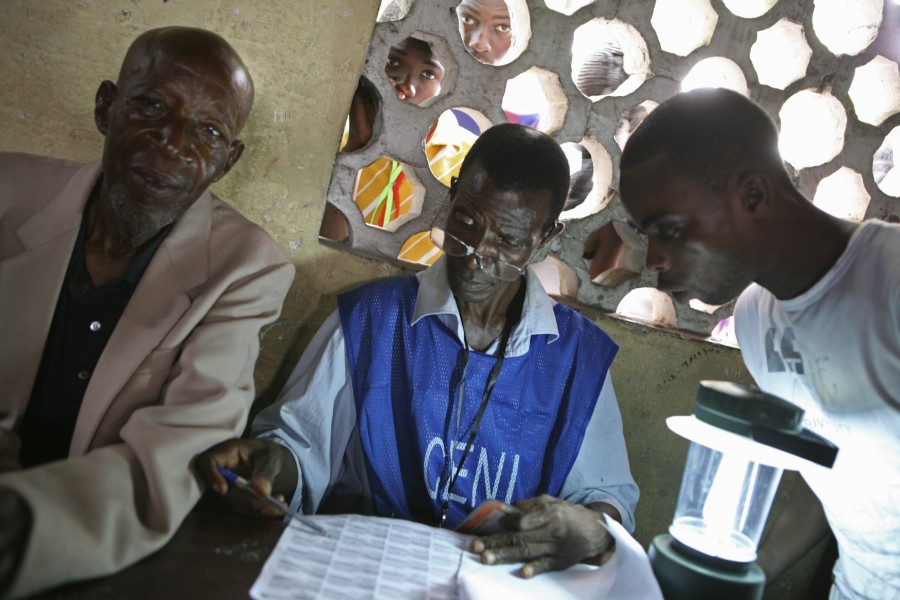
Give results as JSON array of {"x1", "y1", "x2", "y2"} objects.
[{"x1": 198, "y1": 123, "x2": 638, "y2": 577}]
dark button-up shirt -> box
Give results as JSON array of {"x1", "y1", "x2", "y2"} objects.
[{"x1": 19, "y1": 194, "x2": 171, "y2": 467}]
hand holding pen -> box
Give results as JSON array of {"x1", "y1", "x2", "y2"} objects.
[
  {"x1": 216, "y1": 466, "x2": 328, "y2": 536},
  {"x1": 196, "y1": 438, "x2": 326, "y2": 536}
]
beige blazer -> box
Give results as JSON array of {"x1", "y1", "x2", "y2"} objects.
[{"x1": 0, "y1": 153, "x2": 294, "y2": 597}]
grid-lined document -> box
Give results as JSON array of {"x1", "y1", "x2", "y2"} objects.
[
  {"x1": 250, "y1": 512, "x2": 663, "y2": 600},
  {"x1": 250, "y1": 514, "x2": 472, "y2": 600}
]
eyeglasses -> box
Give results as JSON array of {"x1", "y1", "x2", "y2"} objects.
[{"x1": 429, "y1": 227, "x2": 527, "y2": 282}]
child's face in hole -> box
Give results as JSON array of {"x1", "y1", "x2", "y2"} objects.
[
  {"x1": 456, "y1": 0, "x2": 512, "y2": 65},
  {"x1": 384, "y1": 37, "x2": 445, "y2": 105}
]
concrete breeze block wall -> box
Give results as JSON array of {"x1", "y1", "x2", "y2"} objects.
[{"x1": 324, "y1": 0, "x2": 900, "y2": 340}]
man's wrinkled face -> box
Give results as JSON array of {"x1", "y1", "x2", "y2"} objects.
[
  {"x1": 97, "y1": 45, "x2": 249, "y2": 242},
  {"x1": 457, "y1": 0, "x2": 512, "y2": 65},
  {"x1": 619, "y1": 153, "x2": 754, "y2": 306},
  {"x1": 384, "y1": 38, "x2": 445, "y2": 105},
  {"x1": 444, "y1": 163, "x2": 556, "y2": 304}
]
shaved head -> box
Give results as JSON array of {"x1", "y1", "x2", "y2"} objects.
[
  {"x1": 621, "y1": 88, "x2": 789, "y2": 194},
  {"x1": 118, "y1": 26, "x2": 254, "y2": 132}
]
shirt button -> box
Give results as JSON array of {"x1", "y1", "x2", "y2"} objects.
[
  {"x1": 77, "y1": 370, "x2": 90, "y2": 380},
  {"x1": 89, "y1": 321, "x2": 102, "y2": 332}
]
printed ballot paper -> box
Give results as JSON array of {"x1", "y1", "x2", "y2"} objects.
[{"x1": 250, "y1": 513, "x2": 662, "y2": 599}]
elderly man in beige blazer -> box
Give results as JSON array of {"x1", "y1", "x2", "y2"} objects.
[{"x1": 0, "y1": 27, "x2": 294, "y2": 597}]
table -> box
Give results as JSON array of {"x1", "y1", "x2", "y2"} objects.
[
  {"x1": 32, "y1": 494, "x2": 286, "y2": 600},
  {"x1": 28, "y1": 497, "x2": 664, "y2": 600}
]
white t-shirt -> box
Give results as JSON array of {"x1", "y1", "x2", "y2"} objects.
[{"x1": 735, "y1": 219, "x2": 900, "y2": 600}]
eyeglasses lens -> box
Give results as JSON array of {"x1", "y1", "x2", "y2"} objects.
[{"x1": 430, "y1": 228, "x2": 523, "y2": 282}]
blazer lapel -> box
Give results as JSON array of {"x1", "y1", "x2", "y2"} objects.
[
  {"x1": 0, "y1": 162, "x2": 100, "y2": 420},
  {"x1": 70, "y1": 191, "x2": 213, "y2": 455}
]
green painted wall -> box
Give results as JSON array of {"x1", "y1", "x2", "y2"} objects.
[{"x1": 0, "y1": 2, "x2": 826, "y2": 597}]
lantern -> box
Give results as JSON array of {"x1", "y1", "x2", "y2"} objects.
[{"x1": 649, "y1": 381, "x2": 838, "y2": 600}]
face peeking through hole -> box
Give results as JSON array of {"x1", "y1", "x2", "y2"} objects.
[
  {"x1": 456, "y1": 0, "x2": 513, "y2": 66},
  {"x1": 384, "y1": 37, "x2": 446, "y2": 106}
]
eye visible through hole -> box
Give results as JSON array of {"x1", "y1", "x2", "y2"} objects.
[
  {"x1": 455, "y1": 0, "x2": 530, "y2": 66},
  {"x1": 384, "y1": 37, "x2": 446, "y2": 107}
]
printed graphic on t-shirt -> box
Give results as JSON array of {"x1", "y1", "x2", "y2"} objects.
[{"x1": 765, "y1": 326, "x2": 805, "y2": 375}]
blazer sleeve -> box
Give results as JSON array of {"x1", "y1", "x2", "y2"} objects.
[{"x1": 0, "y1": 215, "x2": 294, "y2": 598}]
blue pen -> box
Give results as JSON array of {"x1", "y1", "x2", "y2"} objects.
[{"x1": 216, "y1": 465, "x2": 329, "y2": 536}]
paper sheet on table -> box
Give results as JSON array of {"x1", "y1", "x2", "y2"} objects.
[
  {"x1": 457, "y1": 515, "x2": 664, "y2": 600},
  {"x1": 250, "y1": 514, "x2": 472, "y2": 600}
]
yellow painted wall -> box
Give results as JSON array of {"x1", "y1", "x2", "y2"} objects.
[{"x1": 0, "y1": 2, "x2": 825, "y2": 597}]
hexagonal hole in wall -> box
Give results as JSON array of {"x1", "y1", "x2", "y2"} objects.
[
  {"x1": 651, "y1": 0, "x2": 718, "y2": 58},
  {"x1": 559, "y1": 137, "x2": 614, "y2": 220},
  {"x1": 614, "y1": 100, "x2": 658, "y2": 151},
  {"x1": 455, "y1": 0, "x2": 531, "y2": 67},
  {"x1": 319, "y1": 202, "x2": 351, "y2": 243},
  {"x1": 382, "y1": 34, "x2": 457, "y2": 109},
  {"x1": 532, "y1": 254, "x2": 578, "y2": 298},
  {"x1": 397, "y1": 230, "x2": 442, "y2": 267},
  {"x1": 779, "y1": 90, "x2": 847, "y2": 170},
  {"x1": 583, "y1": 221, "x2": 645, "y2": 287},
  {"x1": 544, "y1": 0, "x2": 595, "y2": 16},
  {"x1": 571, "y1": 18, "x2": 652, "y2": 100},
  {"x1": 721, "y1": 0, "x2": 776, "y2": 18},
  {"x1": 616, "y1": 287, "x2": 677, "y2": 329},
  {"x1": 340, "y1": 77, "x2": 381, "y2": 154},
  {"x1": 689, "y1": 299, "x2": 722, "y2": 315},
  {"x1": 682, "y1": 57, "x2": 748, "y2": 95},
  {"x1": 874, "y1": 126, "x2": 900, "y2": 197},
  {"x1": 848, "y1": 56, "x2": 900, "y2": 126},
  {"x1": 352, "y1": 157, "x2": 425, "y2": 232},
  {"x1": 813, "y1": 167, "x2": 871, "y2": 221},
  {"x1": 502, "y1": 66, "x2": 569, "y2": 134},
  {"x1": 377, "y1": 0, "x2": 415, "y2": 21},
  {"x1": 750, "y1": 19, "x2": 813, "y2": 91},
  {"x1": 560, "y1": 142, "x2": 594, "y2": 217},
  {"x1": 812, "y1": 0, "x2": 882, "y2": 57},
  {"x1": 424, "y1": 107, "x2": 492, "y2": 187}
]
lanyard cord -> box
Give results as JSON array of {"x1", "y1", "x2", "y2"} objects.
[{"x1": 438, "y1": 281, "x2": 525, "y2": 526}]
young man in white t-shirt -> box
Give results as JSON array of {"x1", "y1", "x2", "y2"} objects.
[{"x1": 619, "y1": 87, "x2": 900, "y2": 600}]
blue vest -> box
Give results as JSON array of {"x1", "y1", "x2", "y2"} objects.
[{"x1": 338, "y1": 275, "x2": 618, "y2": 528}]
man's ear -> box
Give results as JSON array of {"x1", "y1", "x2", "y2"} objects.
[
  {"x1": 737, "y1": 172, "x2": 771, "y2": 217},
  {"x1": 539, "y1": 220, "x2": 565, "y2": 248},
  {"x1": 217, "y1": 140, "x2": 246, "y2": 180},
  {"x1": 94, "y1": 81, "x2": 117, "y2": 136}
]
